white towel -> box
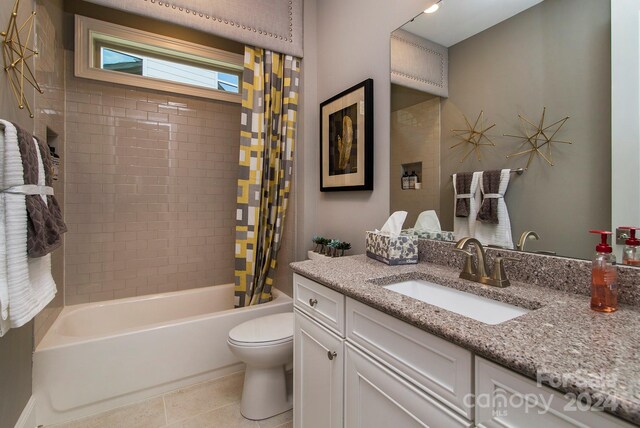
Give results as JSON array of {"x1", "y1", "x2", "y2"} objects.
[
  {"x1": 474, "y1": 169, "x2": 514, "y2": 249},
  {"x1": 0, "y1": 121, "x2": 57, "y2": 336},
  {"x1": 413, "y1": 210, "x2": 441, "y2": 232},
  {"x1": 453, "y1": 171, "x2": 481, "y2": 240}
]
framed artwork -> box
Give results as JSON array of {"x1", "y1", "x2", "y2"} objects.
[{"x1": 320, "y1": 78, "x2": 373, "y2": 191}]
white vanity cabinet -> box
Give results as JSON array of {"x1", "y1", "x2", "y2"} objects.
[
  {"x1": 293, "y1": 274, "x2": 345, "y2": 428},
  {"x1": 344, "y1": 343, "x2": 472, "y2": 427},
  {"x1": 294, "y1": 310, "x2": 343, "y2": 428},
  {"x1": 475, "y1": 357, "x2": 634, "y2": 428},
  {"x1": 293, "y1": 274, "x2": 634, "y2": 428},
  {"x1": 293, "y1": 273, "x2": 473, "y2": 427}
]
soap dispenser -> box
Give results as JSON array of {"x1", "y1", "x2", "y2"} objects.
[
  {"x1": 589, "y1": 230, "x2": 617, "y2": 313},
  {"x1": 622, "y1": 227, "x2": 640, "y2": 266},
  {"x1": 409, "y1": 171, "x2": 417, "y2": 189},
  {"x1": 401, "y1": 171, "x2": 409, "y2": 190}
]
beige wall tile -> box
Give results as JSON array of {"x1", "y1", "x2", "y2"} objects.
[
  {"x1": 34, "y1": 0, "x2": 66, "y2": 346},
  {"x1": 65, "y1": 53, "x2": 241, "y2": 303}
]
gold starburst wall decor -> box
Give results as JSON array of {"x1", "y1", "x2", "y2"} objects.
[
  {"x1": 2, "y1": 0, "x2": 42, "y2": 118},
  {"x1": 504, "y1": 107, "x2": 571, "y2": 170},
  {"x1": 450, "y1": 110, "x2": 496, "y2": 162}
]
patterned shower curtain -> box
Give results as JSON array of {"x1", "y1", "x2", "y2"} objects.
[{"x1": 234, "y1": 47, "x2": 300, "y2": 307}]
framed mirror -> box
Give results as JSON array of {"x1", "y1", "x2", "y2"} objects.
[{"x1": 390, "y1": 0, "x2": 616, "y2": 260}]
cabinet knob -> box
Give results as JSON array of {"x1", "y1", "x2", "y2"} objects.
[
  {"x1": 309, "y1": 298, "x2": 318, "y2": 307},
  {"x1": 327, "y1": 351, "x2": 337, "y2": 360}
]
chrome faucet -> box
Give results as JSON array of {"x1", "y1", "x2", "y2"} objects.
[
  {"x1": 517, "y1": 230, "x2": 540, "y2": 251},
  {"x1": 453, "y1": 237, "x2": 519, "y2": 287}
]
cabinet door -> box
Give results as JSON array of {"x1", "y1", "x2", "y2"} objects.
[
  {"x1": 475, "y1": 357, "x2": 634, "y2": 428},
  {"x1": 294, "y1": 309, "x2": 344, "y2": 428},
  {"x1": 345, "y1": 343, "x2": 472, "y2": 428}
]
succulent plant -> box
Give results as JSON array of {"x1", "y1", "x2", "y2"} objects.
[
  {"x1": 327, "y1": 239, "x2": 341, "y2": 257},
  {"x1": 312, "y1": 235, "x2": 324, "y2": 252},
  {"x1": 336, "y1": 241, "x2": 351, "y2": 257}
]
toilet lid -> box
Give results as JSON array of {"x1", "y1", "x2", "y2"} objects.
[{"x1": 228, "y1": 312, "x2": 293, "y2": 345}]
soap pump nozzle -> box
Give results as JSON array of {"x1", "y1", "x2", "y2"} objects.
[
  {"x1": 589, "y1": 230, "x2": 612, "y2": 253},
  {"x1": 623, "y1": 227, "x2": 640, "y2": 247},
  {"x1": 621, "y1": 227, "x2": 640, "y2": 266}
]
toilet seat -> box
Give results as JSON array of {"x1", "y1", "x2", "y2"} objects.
[{"x1": 228, "y1": 312, "x2": 293, "y2": 347}]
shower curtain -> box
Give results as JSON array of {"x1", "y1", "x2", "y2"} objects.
[{"x1": 234, "y1": 47, "x2": 300, "y2": 307}]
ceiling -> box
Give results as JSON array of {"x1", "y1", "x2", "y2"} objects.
[{"x1": 401, "y1": 0, "x2": 544, "y2": 47}]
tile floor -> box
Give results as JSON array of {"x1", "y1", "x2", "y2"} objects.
[{"x1": 48, "y1": 371, "x2": 293, "y2": 428}]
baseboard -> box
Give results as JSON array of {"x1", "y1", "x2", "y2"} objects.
[{"x1": 14, "y1": 396, "x2": 36, "y2": 428}]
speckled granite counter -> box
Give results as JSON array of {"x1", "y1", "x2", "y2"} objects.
[{"x1": 290, "y1": 254, "x2": 640, "y2": 425}]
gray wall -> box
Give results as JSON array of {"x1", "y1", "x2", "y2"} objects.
[
  {"x1": 439, "y1": 0, "x2": 611, "y2": 259},
  {"x1": 0, "y1": 321, "x2": 33, "y2": 428},
  {"x1": 299, "y1": 0, "x2": 426, "y2": 257}
]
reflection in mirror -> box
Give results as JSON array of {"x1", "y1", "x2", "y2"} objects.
[{"x1": 390, "y1": 0, "x2": 612, "y2": 260}]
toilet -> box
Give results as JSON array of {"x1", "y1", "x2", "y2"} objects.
[{"x1": 227, "y1": 312, "x2": 294, "y2": 420}]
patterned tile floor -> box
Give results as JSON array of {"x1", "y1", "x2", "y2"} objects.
[{"x1": 48, "y1": 372, "x2": 293, "y2": 428}]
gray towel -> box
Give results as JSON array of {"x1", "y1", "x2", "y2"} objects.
[
  {"x1": 477, "y1": 169, "x2": 502, "y2": 224},
  {"x1": 455, "y1": 172, "x2": 473, "y2": 217},
  {"x1": 13, "y1": 123, "x2": 67, "y2": 258}
]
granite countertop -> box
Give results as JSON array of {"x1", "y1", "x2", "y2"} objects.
[{"x1": 290, "y1": 255, "x2": 640, "y2": 425}]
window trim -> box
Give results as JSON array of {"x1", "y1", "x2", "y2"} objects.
[{"x1": 75, "y1": 15, "x2": 243, "y2": 103}]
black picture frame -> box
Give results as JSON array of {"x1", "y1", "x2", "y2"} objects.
[{"x1": 320, "y1": 78, "x2": 373, "y2": 191}]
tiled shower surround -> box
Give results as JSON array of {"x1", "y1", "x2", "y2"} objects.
[{"x1": 64, "y1": 54, "x2": 241, "y2": 304}]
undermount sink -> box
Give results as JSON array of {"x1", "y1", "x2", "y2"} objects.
[{"x1": 383, "y1": 280, "x2": 529, "y2": 325}]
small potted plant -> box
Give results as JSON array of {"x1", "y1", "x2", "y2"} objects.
[
  {"x1": 336, "y1": 241, "x2": 352, "y2": 257},
  {"x1": 312, "y1": 236, "x2": 324, "y2": 253},
  {"x1": 327, "y1": 239, "x2": 341, "y2": 257}
]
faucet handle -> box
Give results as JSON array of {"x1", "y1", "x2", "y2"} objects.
[
  {"x1": 489, "y1": 256, "x2": 520, "y2": 287},
  {"x1": 453, "y1": 248, "x2": 476, "y2": 280}
]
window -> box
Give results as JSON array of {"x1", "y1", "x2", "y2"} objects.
[{"x1": 75, "y1": 16, "x2": 243, "y2": 103}]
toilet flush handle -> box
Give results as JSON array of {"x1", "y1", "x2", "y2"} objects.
[
  {"x1": 327, "y1": 351, "x2": 337, "y2": 360},
  {"x1": 309, "y1": 298, "x2": 318, "y2": 307}
]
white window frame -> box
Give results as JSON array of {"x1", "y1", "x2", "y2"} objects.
[{"x1": 75, "y1": 15, "x2": 243, "y2": 103}]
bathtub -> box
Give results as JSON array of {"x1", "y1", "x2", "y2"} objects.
[{"x1": 33, "y1": 284, "x2": 292, "y2": 425}]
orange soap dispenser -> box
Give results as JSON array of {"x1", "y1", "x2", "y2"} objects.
[
  {"x1": 622, "y1": 227, "x2": 640, "y2": 266},
  {"x1": 589, "y1": 230, "x2": 618, "y2": 313}
]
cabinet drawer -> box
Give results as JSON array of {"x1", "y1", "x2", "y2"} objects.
[
  {"x1": 346, "y1": 297, "x2": 473, "y2": 419},
  {"x1": 476, "y1": 357, "x2": 634, "y2": 428},
  {"x1": 345, "y1": 343, "x2": 472, "y2": 428},
  {"x1": 294, "y1": 274, "x2": 345, "y2": 336}
]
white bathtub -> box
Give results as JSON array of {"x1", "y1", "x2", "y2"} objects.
[{"x1": 33, "y1": 284, "x2": 292, "y2": 425}]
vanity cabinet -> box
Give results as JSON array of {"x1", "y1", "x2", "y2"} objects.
[
  {"x1": 475, "y1": 357, "x2": 634, "y2": 428},
  {"x1": 345, "y1": 343, "x2": 471, "y2": 427},
  {"x1": 294, "y1": 310, "x2": 343, "y2": 428},
  {"x1": 293, "y1": 274, "x2": 633, "y2": 428},
  {"x1": 293, "y1": 274, "x2": 345, "y2": 428}
]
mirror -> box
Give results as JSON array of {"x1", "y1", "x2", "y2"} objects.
[{"x1": 390, "y1": 0, "x2": 613, "y2": 260}]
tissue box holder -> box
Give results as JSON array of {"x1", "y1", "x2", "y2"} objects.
[
  {"x1": 365, "y1": 231, "x2": 418, "y2": 265},
  {"x1": 403, "y1": 229, "x2": 456, "y2": 242}
]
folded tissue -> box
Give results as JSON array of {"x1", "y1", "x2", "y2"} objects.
[
  {"x1": 404, "y1": 210, "x2": 455, "y2": 242},
  {"x1": 366, "y1": 211, "x2": 418, "y2": 265},
  {"x1": 413, "y1": 210, "x2": 441, "y2": 232},
  {"x1": 379, "y1": 210, "x2": 408, "y2": 237}
]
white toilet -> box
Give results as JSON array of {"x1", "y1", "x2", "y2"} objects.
[{"x1": 227, "y1": 312, "x2": 294, "y2": 420}]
